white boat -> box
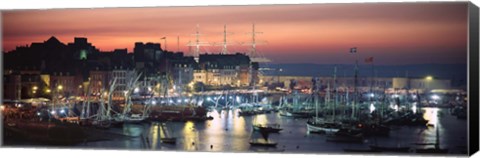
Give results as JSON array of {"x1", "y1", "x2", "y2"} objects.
[
  {"x1": 306, "y1": 119, "x2": 341, "y2": 134},
  {"x1": 306, "y1": 67, "x2": 342, "y2": 134}
]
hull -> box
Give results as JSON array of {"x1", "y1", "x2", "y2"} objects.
[
  {"x1": 306, "y1": 121, "x2": 341, "y2": 134},
  {"x1": 3, "y1": 120, "x2": 87, "y2": 145},
  {"x1": 148, "y1": 105, "x2": 208, "y2": 122},
  {"x1": 252, "y1": 124, "x2": 282, "y2": 133},
  {"x1": 249, "y1": 139, "x2": 277, "y2": 147},
  {"x1": 160, "y1": 137, "x2": 177, "y2": 144},
  {"x1": 279, "y1": 110, "x2": 312, "y2": 118}
]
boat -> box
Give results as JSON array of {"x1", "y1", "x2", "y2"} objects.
[
  {"x1": 123, "y1": 114, "x2": 147, "y2": 124},
  {"x1": 238, "y1": 105, "x2": 258, "y2": 116},
  {"x1": 306, "y1": 120, "x2": 341, "y2": 134},
  {"x1": 279, "y1": 109, "x2": 312, "y2": 118},
  {"x1": 252, "y1": 124, "x2": 283, "y2": 133},
  {"x1": 249, "y1": 122, "x2": 278, "y2": 147},
  {"x1": 160, "y1": 137, "x2": 177, "y2": 144},
  {"x1": 307, "y1": 70, "x2": 342, "y2": 134},
  {"x1": 2, "y1": 107, "x2": 88, "y2": 145},
  {"x1": 147, "y1": 71, "x2": 209, "y2": 122},
  {"x1": 148, "y1": 105, "x2": 208, "y2": 122},
  {"x1": 249, "y1": 139, "x2": 277, "y2": 147}
]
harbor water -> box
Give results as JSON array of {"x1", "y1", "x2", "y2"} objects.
[{"x1": 67, "y1": 107, "x2": 467, "y2": 155}]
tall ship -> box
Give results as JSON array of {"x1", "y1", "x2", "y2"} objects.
[{"x1": 146, "y1": 70, "x2": 210, "y2": 122}]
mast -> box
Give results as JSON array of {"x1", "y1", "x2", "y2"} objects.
[
  {"x1": 333, "y1": 66, "x2": 338, "y2": 123},
  {"x1": 221, "y1": 24, "x2": 228, "y2": 55},
  {"x1": 107, "y1": 78, "x2": 117, "y2": 119},
  {"x1": 352, "y1": 59, "x2": 359, "y2": 119},
  {"x1": 85, "y1": 79, "x2": 92, "y2": 119},
  {"x1": 195, "y1": 24, "x2": 200, "y2": 56},
  {"x1": 251, "y1": 23, "x2": 256, "y2": 57},
  {"x1": 326, "y1": 82, "x2": 330, "y2": 114},
  {"x1": 315, "y1": 78, "x2": 319, "y2": 120}
]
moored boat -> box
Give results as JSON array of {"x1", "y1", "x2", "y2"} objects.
[
  {"x1": 249, "y1": 139, "x2": 277, "y2": 147},
  {"x1": 252, "y1": 124, "x2": 283, "y2": 133}
]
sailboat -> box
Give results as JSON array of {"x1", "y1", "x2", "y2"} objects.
[
  {"x1": 279, "y1": 89, "x2": 313, "y2": 118},
  {"x1": 249, "y1": 127, "x2": 278, "y2": 147},
  {"x1": 122, "y1": 72, "x2": 150, "y2": 124},
  {"x1": 307, "y1": 67, "x2": 342, "y2": 134},
  {"x1": 148, "y1": 71, "x2": 209, "y2": 122},
  {"x1": 252, "y1": 116, "x2": 282, "y2": 133}
]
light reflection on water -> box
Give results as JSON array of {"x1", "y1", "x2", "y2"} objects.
[
  {"x1": 182, "y1": 121, "x2": 198, "y2": 151},
  {"x1": 423, "y1": 108, "x2": 438, "y2": 126},
  {"x1": 76, "y1": 107, "x2": 466, "y2": 154}
]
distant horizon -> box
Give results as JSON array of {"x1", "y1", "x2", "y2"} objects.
[{"x1": 2, "y1": 3, "x2": 468, "y2": 65}]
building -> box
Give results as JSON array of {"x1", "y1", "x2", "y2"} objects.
[
  {"x1": 67, "y1": 37, "x2": 99, "y2": 61},
  {"x1": 49, "y1": 71, "x2": 76, "y2": 98},
  {"x1": 195, "y1": 53, "x2": 252, "y2": 86},
  {"x1": 89, "y1": 67, "x2": 111, "y2": 96},
  {"x1": 3, "y1": 73, "x2": 22, "y2": 100},
  {"x1": 261, "y1": 75, "x2": 452, "y2": 92},
  {"x1": 392, "y1": 77, "x2": 451, "y2": 90},
  {"x1": 111, "y1": 65, "x2": 136, "y2": 100}
]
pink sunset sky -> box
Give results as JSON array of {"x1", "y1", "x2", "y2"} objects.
[{"x1": 2, "y1": 3, "x2": 468, "y2": 64}]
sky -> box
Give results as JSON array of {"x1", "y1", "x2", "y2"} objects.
[{"x1": 2, "y1": 2, "x2": 468, "y2": 65}]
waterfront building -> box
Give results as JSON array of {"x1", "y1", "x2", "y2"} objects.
[
  {"x1": 50, "y1": 71, "x2": 76, "y2": 98},
  {"x1": 111, "y1": 65, "x2": 136, "y2": 100},
  {"x1": 261, "y1": 75, "x2": 453, "y2": 93},
  {"x1": 195, "y1": 53, "x2": 253, "y2": 87}
]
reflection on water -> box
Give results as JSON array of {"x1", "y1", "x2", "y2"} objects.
[
  {"x1": 254, "y1": 114, "x2": 268, "y2": 125},
  {"x1": 182, "y1": 121, "x2": 198, "y2": 151},
  {"x1": 423, "y1": 108, "x2": 439, "y2": 126},
  {"x1": 74, "y1": 107, "x2": 466, "y2": 155},
  {"x1": 150, "y1": 124, "x2": 159, "y2": 149}
]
